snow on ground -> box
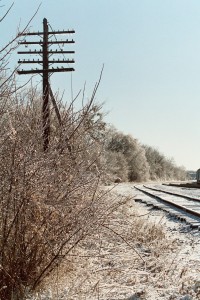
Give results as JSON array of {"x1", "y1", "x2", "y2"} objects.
[{"x1": 27, "y1": 183, "x2": 200, "y2": 300}]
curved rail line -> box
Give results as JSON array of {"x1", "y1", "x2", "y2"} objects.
[{"x1": 134, "y1": 184, "x2": 200, "y2": 228}]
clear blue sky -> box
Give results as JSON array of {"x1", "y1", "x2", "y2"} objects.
[{"x1": 2, "y1": 0, "x2": 200, "y2": 170}]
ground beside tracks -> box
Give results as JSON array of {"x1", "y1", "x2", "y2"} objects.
[{"x1": 28, "y1": 183, "x2": 200, "y2": 300}]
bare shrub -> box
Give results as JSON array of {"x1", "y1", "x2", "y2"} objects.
[
  {"x1": 0, "y1": 79, "x2": 106, "y2": 299},
  {"x1": 144, "y1": 145, "x2": 187, "y2": 181},
  {"x1": 103, "y1": 150, "x2": 129, "y2": 182},
  {"x1": 104, "y1": 127, "x2": 150, "y2": 182}
]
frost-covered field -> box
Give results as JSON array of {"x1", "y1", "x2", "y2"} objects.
[{"x1": 27, "y1": 183, "x2": 200, "y2": 300}]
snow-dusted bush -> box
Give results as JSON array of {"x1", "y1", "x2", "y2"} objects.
[
  {"x1": 104, "y1": 150, "x2": 129, "y2": 182},
  {"x1": 104, "y1": 127, "x2": 150, "y2": 182},
  {"x1": 144, "y1": 145, "x2": 187, "y2": 181},
  {"x1": 0, "y1": 81, "x2": 108, "y2": 299}
]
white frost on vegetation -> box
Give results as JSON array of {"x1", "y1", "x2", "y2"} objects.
[{"x1": 27, "y1": 184, "x2": 200, "y2": 300}]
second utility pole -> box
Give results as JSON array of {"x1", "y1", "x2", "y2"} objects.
[{"x1": 42, "y1": 18, "x2": 50, "y2": 151}]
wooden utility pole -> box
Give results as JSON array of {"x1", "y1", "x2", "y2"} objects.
[
  {"x1": 42, "y1": 18, "x2": 50, "y2": 151},
  {"x1": 17, "y1": 18, "x2": 75, "y2": 151}
]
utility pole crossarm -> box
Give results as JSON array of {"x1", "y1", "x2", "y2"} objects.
[
  {"x1": 18, "y1": 68, "x2": 75, "y2": 74},
  {"x1": 19, "y1": 40, "x2": 75, "y2": 45},
  {"x1": 47, "y1": 40, "x2": 75, "y2": 44},
  {"x1": 18, "y1": 59, "x2": 75, "y2": 64},
  {"x1": 20, "y1": 29, "x2": 75, "y2": 36},
  {"x1": 18, "y1": 50, "x2": 75, "y2": 54}
]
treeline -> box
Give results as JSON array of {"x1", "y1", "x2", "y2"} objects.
[{"x1": 102, "y1": 126, "x2": 187, "y2": 182}]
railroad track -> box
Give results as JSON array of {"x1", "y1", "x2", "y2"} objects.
[{"x1": 134, "y1": 184, "x2": 200, "y2": 229}]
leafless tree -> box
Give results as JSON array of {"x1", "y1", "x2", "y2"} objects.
[
  {"x1": 144, "y1": 145, "x2": 187, "y2": 181},
  {"x1": 104, "y1": 126, "x2": 150, "y2": 182}
]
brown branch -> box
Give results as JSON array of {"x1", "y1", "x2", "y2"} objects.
[{"x1": 102, "y1": 224, "x2": 145, "y2": 262}]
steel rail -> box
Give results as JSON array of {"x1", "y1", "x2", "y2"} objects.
[
  {"x1": 134, "y1": 185, "x2": 200, "y2": 219},
  {"x1": 143, "y1": 184, "x2": 200, "y2": 202}
]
